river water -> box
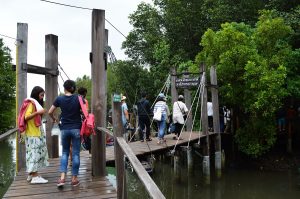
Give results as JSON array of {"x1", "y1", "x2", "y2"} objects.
[{"x1": 1, "y1": 133, "x2": 300, "y2": 198}]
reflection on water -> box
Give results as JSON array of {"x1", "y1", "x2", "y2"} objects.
[
  {"x1": 108, "y1": 149, "x2": 300, "y2": 199},
  {"x1": 0, "y1": 133, "x2": 16, "y2": 199}
]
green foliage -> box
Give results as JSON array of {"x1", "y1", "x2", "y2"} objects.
[
  {"x1": 0, "y1": 39, "x2": 15, "y2": 133},
  {"x1": 75, "y1": 75, "x2": 91, "y2": 106},
  {"x1": 108, "y1": 60, "x2": 160, "y2": 109},
  {"x1": 197, "y1": 13, "x2": 293, "y2": 156},
  {"x1": 235, "y1": 117, "x2": 276, "y2": 157}
]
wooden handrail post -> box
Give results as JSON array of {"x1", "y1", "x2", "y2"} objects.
[
  {"x1": 45, "y1": 34, "x2": 59, "y2": 158},
  {"x1": 91, "y1": 9, "x2": 106, "y2": 177},
  {"x1": 183, "y1": 71, "x2": 192, "y2": 131},
  {"x1": 200, "y1": 63, "x2": 210, "y2": 183},
  {"x1": 112, "y1": 94, "x2": 127, "y2": 199},
  {"x1": 16, "y1": 23, "x2": 28, "y2": 171},
  {"x1": 210, "y1": 66, "x2": 222, "y2": 178},
  {"x1": 171, "y1": 67, "x2": 178, "y2": 104}
]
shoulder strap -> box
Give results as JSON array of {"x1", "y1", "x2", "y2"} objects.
[
  {"x1": 78, "y1": 96, "x2": 88, "y2": 118},
  {"x1": 176, "y1": 101, "x2": 184, "y2": 113}
]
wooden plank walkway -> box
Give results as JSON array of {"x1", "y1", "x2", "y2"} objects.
[
  {"x1": 3, "y1": 152, "x2": 117, "y2": 199},
  {"x1": 4, "y1": 131, "x2": 206, "y2": 198},
  {"x1": 106, "y1": 131, "x2": 205, "y2": 164}
]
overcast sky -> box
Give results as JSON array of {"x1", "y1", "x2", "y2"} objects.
[{"x1": 0, "y1": 0, "x2": 151, "y2": 95}]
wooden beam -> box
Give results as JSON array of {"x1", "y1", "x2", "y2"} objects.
[
  {"x1": 16, "y1": 23, "x2": 28, "y2": 171},
  {"x1": 21, "y1": 63, "x2": 58, "y2": 76},
  {"x1": 45, "y1": 34, "x2": 59, "y2": 158},
  {"x1": 0, "y1": 128, "x2": 18, "y2": 142},
  {"x1": 91, "y1": 9, "x2": 106, "y2": 177},
  {"x1": 210, "y1": 66, "x2": 222, "y2": 177},
  {"x1": 200, "y1": 63, "x2": 210, "y2": 180},
  {"x1": 183, "y1": 72, "x2": 192, "y2": 131},
  {"x1": 171, "y1": 67, "x2": 178, "y2": 104},
  {"x1": 112, "y1": 99, "x2": 127, "y2": 199}
]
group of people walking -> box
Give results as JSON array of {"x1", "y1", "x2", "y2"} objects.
[
  {"x1": 19, "y1": 83, "x2": 189, "y2": 186},
  {"x1": 121, "y1": 92, "x2": 189, "y2": 144},
  {"x1": 18, "y1": 80, "x2": 87, "y2": 187}
]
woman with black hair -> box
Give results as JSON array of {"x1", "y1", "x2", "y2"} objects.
[
  {"x1": 18, "y1": 86, "x2": 49, "y2": 184},
  {"x1": 49, "y1": 80, "x2": 82, "y2": 187}
]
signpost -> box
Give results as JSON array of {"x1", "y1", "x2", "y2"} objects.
[{"x1": 175, "y1": 77, "x2": 200, "y2": 88}]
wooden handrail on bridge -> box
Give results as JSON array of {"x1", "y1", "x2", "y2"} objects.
[
  {"x1": 0, "y1": 127, "x2": 18, "y2": 142},
  {"x1": 116, "y1": 137, "x2": 165, "y2": 199},
  {"x1": 99, "y1": 126, "x2": 165, "y2": 199}
]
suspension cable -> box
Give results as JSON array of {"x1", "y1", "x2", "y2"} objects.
[{"x1": 170, "y1": 76, "x2": 204, "y2": 153}]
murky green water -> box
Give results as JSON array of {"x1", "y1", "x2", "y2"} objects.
[
  {"x1": 0, "y1": 133, "x2": 16, "y2": 199},
  {"x1": 1, "y1": 135, "x2": 300, "y2": 199},
  {"x1": 108, "y1": 150, "x2": 300, "y2": 199}
]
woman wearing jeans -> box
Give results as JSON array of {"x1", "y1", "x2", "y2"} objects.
[
  {"x1": 48, "y1": 80, "x2": 82, "y2": 187},
  {"x1": 153, "y1": 93, "x2": 170, "y2": 144}
]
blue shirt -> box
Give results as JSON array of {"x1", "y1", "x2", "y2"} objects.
[{"x1": 53, "y1": 94, "x2": 82, "y2": 130}]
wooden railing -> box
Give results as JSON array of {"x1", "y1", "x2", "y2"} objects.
[
  {"x1": 99, "y1": 126, "x2": 165, "y2": 199},
  {"x1": 106, "y1": 99, "x2": 166, "y2": 199},
  {"x1": 0, "y1": 127, "x2": 18, "y2": 142},
  {"x1": 116, "y1": 137, "x2": 165, "y2": 199}
]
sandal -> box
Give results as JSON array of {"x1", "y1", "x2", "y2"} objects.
[{"x1": 57, "y1": 178, "x2": 65, "y2": 187}]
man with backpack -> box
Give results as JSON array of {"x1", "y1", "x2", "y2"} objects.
[{"x1": 137, "y1": 92, "x2": 152, "y2": 142}]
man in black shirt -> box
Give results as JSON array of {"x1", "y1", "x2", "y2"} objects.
[{"x1": 137, "y1": 92, "x2": 152, "y2": 142}]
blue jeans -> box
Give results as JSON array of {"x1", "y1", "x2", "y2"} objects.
[
  {"x1": 157, "y1": 114, "x2": 166, "y2": 139},
  {"x1": 60, "y1": 129, "x2": 80, "y2": 176}
]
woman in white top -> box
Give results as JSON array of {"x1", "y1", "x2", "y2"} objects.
[
  {"x1": 172, "y1": 95, "x2": 188, "y2": 139},
  {"x1": 153, "y1": 93, "x2": 170, "y2": 144}
]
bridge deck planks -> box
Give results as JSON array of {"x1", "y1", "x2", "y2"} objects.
[
  {"x1": 106, "y1": 131, "x2": 205, "y2": 164},
  {"x1": 4, "y1": 131, "x2": 207, "y2": 198}
]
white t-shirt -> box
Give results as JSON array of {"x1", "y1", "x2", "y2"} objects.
[
  {"x1": 172, "y1": 101, "x2": 188, "y2": 124},
  {"x1": 207, "y1": 102, "x2": 213, "y2": 116}
]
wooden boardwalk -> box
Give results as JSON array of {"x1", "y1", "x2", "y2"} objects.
[
  {"x1": 4, "y1": 131, "x2": 205, "y2": 198},
  {"x1": 3, "y1": 152, "x2": 117, "y2": 199},
  {"x1": 106, "y1": 131, "x2": 204, "y2": 164}
]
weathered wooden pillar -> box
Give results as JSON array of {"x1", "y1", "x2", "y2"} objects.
[
  {"x1": 112, "y1": 94, "x2": 127, "y2": 199},
  {"x1": 173, "y1": 154, "x2": 180, "y2": 181},
  {"x1": 183, "y1": 72, "x2": 192, "y2": 131},
  {"x1": 91, "y1": 9, "x2": 106, "y2": 177},
  {"x1": 16, "y1": 23, "x2": 28, "y2": 171},
  {"x1": 171, "y1": 67, "x2": 178, "y2": 104},
  {"x1": 210, "y1": 66, "x2": 222, "y2": 177},
  {"x1": 45, "y1": 34, "x2": 59, "y2": 158},
  {"x1": 200, "y1": 63, "x2": 210, "y2": 183}
]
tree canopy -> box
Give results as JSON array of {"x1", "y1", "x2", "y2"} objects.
[{"x1": 0, "y1": 39, "x2": 15, "y2": 133}]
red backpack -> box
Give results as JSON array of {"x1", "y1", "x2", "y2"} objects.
[{"x1": 78, "y1": 96, "x2": 96, "y2": 138}]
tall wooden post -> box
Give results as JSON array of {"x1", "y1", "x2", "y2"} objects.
[
  {"x1": 112, "y1": 96, "x2": 127, "y2": 199},
  {"x1": 16, "y1": 23, "x2": 28, "y2": 171},
  {"x1": 171, "y1": 67, "x2": 178, "y2": 104},
  {"x1": 45, "y1": 34, "x2": 59, "y2": 158},
  {"x1": 91, "y1": 9, "x2": 106, "y2": 177},
  {"x1": 200, "y1": 63, "x2": 210, "y2": 183},
  {"x1": 210, "y1": 66, "x2": 221, "y2": 177},
  {"x1": 183, "y1": 72, "x2": 192, "y2": 131}
]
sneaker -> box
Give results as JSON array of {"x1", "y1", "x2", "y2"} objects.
[
  {"x1": 146, "y1": 138, "x2": 152, "y2": 141},
  {"x1": 57, "y1": 178, "x2": 65, "y2": 187},
  {"x1": 26, "y1": 175, "x2": 32, "y2": 182},
  {"x1": 31, "y1": 176, "x2": 48, "y2": 184},
  {"x1": 71, "y1": 180, "x2": 80, "y2": 187}
]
